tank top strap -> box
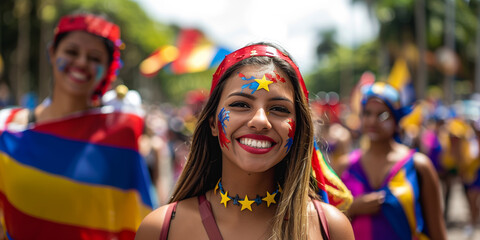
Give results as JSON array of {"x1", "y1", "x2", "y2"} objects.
[
  {"x1": 312, "y1": 199, "x2": 330, "y2": 240},
  {"x1": 198, "y1": 195, "x2": 223, "y2": 240},
  {"x1": 159, "y1": 201, "x2": 178, "y2": 240},
  {"x1": 384, "y1": 149, "x2": 416, "y2": 184}
]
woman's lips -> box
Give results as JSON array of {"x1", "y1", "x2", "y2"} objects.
[
  {"x1": 237, "y1": 134, "x2": 277, "y2": 154},
  {"x1": 68, "y1": 68, "x2": 90, "y2": 83}
]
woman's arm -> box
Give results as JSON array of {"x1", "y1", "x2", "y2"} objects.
[{"x1": 413, "y1": 152, "x2": 447, "y2": 240}]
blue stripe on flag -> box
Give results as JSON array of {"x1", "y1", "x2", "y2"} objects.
[{"x1": 0, "y1": 130, "x2": 153, "y2": 207}]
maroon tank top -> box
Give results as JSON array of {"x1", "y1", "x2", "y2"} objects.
[{"x1": 158, "y1": 195, "x2": 330, "y2": 240}]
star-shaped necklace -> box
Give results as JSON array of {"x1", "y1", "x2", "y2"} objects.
[{"x1": 214, "y1": 179, "x2": 282, "y2": 211}]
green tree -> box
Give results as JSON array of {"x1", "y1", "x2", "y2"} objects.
[
  {"x1": 309, "y1": 0, "x2": 480, "y2": 102},
  {"x1": 0, "y1": 0, "x2": 177, "y2": 104}
]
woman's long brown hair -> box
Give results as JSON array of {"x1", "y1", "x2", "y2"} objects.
[{"x1": 169, "y1": 43, "x2": 317, "y2": 239}]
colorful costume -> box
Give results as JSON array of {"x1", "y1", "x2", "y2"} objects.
[
  {"x1": 0, "y1": 107, "x2": 153, "y2": 239},
  {"x1": 341, "y1": 149, "x2": 429, "y2": 240}
]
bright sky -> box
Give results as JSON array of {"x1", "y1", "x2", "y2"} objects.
[{"x1": 134, "y1": 0, "x2": 378, "y2": 73}]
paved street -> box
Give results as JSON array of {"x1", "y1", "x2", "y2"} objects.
[{"x1": 446, "y1": 179, "x2": 480, "y2": 240}]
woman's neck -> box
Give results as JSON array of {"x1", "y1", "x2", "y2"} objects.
[
  {"x1": 208, "y1": 166, "x2": 279, "y2": 216},
  {"x1": 220, "y1": 167, "x2": 277, "y2": 198},
  {"x1": 36, "y1": 96, "x2": 90, "y2": 123},
  {"x1": 366, "y1": 138, "x2": 396, "y2": 156}
]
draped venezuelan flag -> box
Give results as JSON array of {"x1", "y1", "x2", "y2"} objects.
[
  {"x1": 0, "y1": 107, "x2": 153, "y2": 240},
  {"x1": 311, "y1": 140, "x2": 353, "y2": 211}
]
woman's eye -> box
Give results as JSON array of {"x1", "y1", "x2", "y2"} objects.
[
  {"x1": 229, "y1": 102, "x2": 249, "y2": 108},
  {"x1": 270, "y1": 106, "x2": 290, "y2": 114},
  {"x1": 88, "y1": 56, "x2": 102, "y2": 63},
  {"x1": 65, "y1": 49, "x2": 78, "y2": 56}
]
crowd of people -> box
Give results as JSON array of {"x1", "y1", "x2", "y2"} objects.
[
  {"x1": 0, "y1": 10, "x2": 479, "y2": 240},
  {"x1": 314, "y1": 86, "x2": 480, "y2": 239}
]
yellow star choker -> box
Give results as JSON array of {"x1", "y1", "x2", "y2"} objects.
[{"x1": 214, "y1": 179, "x2": 281, "y2": 211}]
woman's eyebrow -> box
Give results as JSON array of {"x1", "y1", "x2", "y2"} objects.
[
  {"x1": 228, "y1": 92, "x2": 293, "y2": 104},
  {"x1": 269, "y1": 97, "x2": 293, "y2": 104},
  {"x1": 227, "y1": 92, "x2": 255, "y2": 100}
]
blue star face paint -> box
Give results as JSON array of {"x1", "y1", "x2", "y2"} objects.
[
  {"x1": 94, "y1": 64, "x2": 105, "y2": 83},
  {"x1": 56, "y1": 58, "x2": 68, "y2": 72}
]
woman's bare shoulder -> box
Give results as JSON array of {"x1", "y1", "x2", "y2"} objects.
[
  {"x1": 135, "y1": 197, "x2": 203, "y2": 240},
  {"x1": 135, "y1": 202, "x2": 174, "y2": 239},
  {"x1": 310, "y1": 201, "x2": 355, "y2": 240}
]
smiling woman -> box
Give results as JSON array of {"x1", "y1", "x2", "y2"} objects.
[
  {"x1": 334, "y1": 82, "x2": 447, "y2": 240},
  {"x1": 0, "y1": 12, "x2": 153, "y2": 239},
  {"x1": 135, "y1": 42, "x2": 354, "y2": 240}
]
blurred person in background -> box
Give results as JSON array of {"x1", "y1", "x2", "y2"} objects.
[
  {"x1": 466, "y1": 117, "x2": 480, "y2": 236},
  {"x1": 0, "y1": 12, "x2": 153, "y2": 239},
  {"x1": 0, "y1": 82, "x2": 15, "y2": 109},
  {"x1": 102, "y1": 84, "x2": 142, "y2": 110},
  {"x1": 442, "y1": 95, "x2": 480, "y2": 237},
  {"x1": 312, "y1": 92, "x2": 353, "y2": 166},
  {"x1": 136, "y1": 42, "x2": 353, "y2": 239},
  {"x1": 334, "y1": 82, "x2": 447, "y2": 240}
]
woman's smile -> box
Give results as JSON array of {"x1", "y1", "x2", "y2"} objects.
[{"x1": 237, "y1": 134, "x2": 277, "y2": 154}]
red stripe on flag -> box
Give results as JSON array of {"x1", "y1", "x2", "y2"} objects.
[
  {"x1": 32, "y1": 112, "x2": 143, "y2": 150},
  {"x1": 0, "y1": 193, "x2": 136, "y2": 240}
]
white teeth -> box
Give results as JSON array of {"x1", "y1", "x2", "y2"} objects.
[
  {"x1": 70, "y1": 71, "x2": 87, "y2": 81},
  {"x1": 240, "y1": 138, "x2": 272, "y2": 149}
]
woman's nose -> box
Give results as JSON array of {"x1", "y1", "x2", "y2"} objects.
[
  {"x1": 73, "y1": 53, "x2": 88, "y2": 67},
  {"x1": 248, "y1": 108, "x2": 272, "y2": 131}
]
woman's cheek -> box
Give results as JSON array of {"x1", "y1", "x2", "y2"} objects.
[
  {"x1": 382, "y1": 120, "x2": 395, "y2": 133},
  {"x1": 56, "y1": 57, "x2": 69, "y2": 72}
]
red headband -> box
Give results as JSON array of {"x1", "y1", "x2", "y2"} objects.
[
  {"x1": 210, "y1": 44, "x2": 308, "y2": 100},
  {"x1": 54, "y1": 14, "x2": 121, "y2": 45},
  {"x1": 54, "y1": 14, "x2": 123, "y2": 101}
]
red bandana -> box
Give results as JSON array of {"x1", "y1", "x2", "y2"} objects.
[{"x1": 210, "y1": 44, "x2": 308, "y2": 100}]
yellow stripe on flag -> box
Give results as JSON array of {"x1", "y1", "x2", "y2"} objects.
[{"x1": 0, "y1": 153, "x2": 151, "y2": 232}]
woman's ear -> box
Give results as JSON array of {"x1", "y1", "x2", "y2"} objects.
[{"x1": 209, "y1": 116, "x2": 218, "y2": 137}]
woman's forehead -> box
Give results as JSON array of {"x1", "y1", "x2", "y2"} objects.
[
  {"x1": 365, "y1": 98, "x2": 390, "y2": 110},
  {"x1": 222, "y1": 64, "x2": 294, "y2": 97},
  {"x1": 59, "y1": 31, "x2": 107, "y2": 51}
]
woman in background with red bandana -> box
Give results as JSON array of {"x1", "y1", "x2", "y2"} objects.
[
  {"x1": 135, "y1": 42, "x2": 354, "y2": 240},
  {"x1": 334, "y1": 82, "x2": 447, "y2": 240},
  {"x1": 0, "y1": 12, "x2": 153, "y2": 239}
]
